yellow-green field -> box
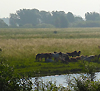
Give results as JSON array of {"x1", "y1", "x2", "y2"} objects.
[
  {"x1": 1, "y1": 38, "x2": 100, "y2": 57},
  {"x1": 0, "y1": 28, "x2": 100, "y2": 76}
]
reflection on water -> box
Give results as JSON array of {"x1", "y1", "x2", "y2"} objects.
[
  {"x1": 94, "y1": 72, "x2": 100, "y2": 80},
  {"x1": 32, "y1": 72, "x2": 100, "y2": 87}
]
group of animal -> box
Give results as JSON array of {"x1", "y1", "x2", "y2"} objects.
[
  {"x1": 36, "y1": 52, "x2": 62, "y2": 62},
  {"x1": 35, "y1": 51, "x2": 82, "y2": 63},
  {"x1": 36, "y1": 50, "x2": 100, "y2": 63}
]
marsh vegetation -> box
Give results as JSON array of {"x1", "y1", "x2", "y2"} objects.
[{"x1": 0, "y1": 28, "x2": 100, "y2": 76}]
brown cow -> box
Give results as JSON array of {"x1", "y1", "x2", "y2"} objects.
[
  {"x1": 52, "y1": 52, "x2": 62, "y2": 62},
  {"x1": 35, "y1": 53, "x2": 42, "y2": 61},
  {"x1": 59, "y1": 53, "x2": 69, "y2": 63},
  {"x1": 36, "y1": 53, "x2": 53, "y2": 61},
  {"x1": 69, "y1": 56, "x2": 82, "y2": 62},
  {"x1": 67, "y1": 51, "x2": 81, "y2": 57}
]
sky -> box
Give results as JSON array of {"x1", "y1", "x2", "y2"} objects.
[{"x1": 0, "y1": 0, "x2": 100, "y2": 18}]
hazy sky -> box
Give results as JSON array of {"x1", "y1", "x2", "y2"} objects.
[{"x1": 0, "y1": 0, "x2": 100, "y2": 18}]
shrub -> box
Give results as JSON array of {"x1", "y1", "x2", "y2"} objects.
[
  {"x1": 73, "y1": 77, "x2": 100, "y2": 91},
  {"x1": 0, "y1": 55, "x2": 32, "y2": 91}
]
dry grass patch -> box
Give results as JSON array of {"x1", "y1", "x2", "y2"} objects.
[{"x1": 0, "y1": 38, "x2": 100, "y2": 59}]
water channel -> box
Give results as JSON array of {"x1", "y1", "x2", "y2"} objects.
[{"x1": 32, "y1": 72, "x2": 100, "y2": 87}]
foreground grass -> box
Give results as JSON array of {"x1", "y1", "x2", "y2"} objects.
[{"x1": 0, "y1": 28, "x2": 100, "y2": 76}]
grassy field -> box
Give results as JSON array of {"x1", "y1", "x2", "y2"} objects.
[{"x1": 1, "y1": 28, "x2": 100, "y2": 77}]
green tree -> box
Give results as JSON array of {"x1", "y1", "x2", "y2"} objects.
[
  {"x1": 52, "y1": 11, "x2": 69, "y2": 28},
  {"x1": 17, "y1": 9, "x2": 40, "y2": 26},
  {"x1": 74, "y1": 16, "x2": 84, "y2": 22},
  {"x1": 0, "y1": 19, "x2": 8, "y2": 28},
  {"x1": 9, "y1": 14, "x2": 18, "y2": 27},
  {"x1": 66, "y1": 12, "x2": 75, "y2": 23},
  {"x1": 10, "y1": 9, "x2": 41, "y2": 27},
  {"x1": 2, "y1": 17, "x2": 9, "y2": 25},
  {"x1": 59, "y1": 15, "x2": 69, "y2": 28},
  {"x1": 85, "y1": 12, "x2": 100, "y2": 21},
  {"x1": 39, "y1": 11, "x2": 52, "y2": 24}
]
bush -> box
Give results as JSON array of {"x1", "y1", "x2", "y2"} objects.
[
  {"x1": 0, "y1": 56, "x2": 32, "y2": 91},
  {"x1": 73, "y1": 77, "x2": 100, "y2": 91}
]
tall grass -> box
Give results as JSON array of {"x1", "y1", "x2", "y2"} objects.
[{"x1": 1, "y1": 38, "x2": 100, "y2": 57}]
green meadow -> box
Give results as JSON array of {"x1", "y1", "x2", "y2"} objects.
[{"x1": 1, "y1": 28, "x2": 100, "y2": 76}]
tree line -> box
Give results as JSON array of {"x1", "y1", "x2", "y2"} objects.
[{"x1": 1, "y1": 9, "x2": 100, "y2": 28}]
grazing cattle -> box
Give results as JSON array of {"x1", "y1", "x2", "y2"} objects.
[
  {"x1": 67, "y1": 51, "x2": 77, "y2": 57},
  {"x1": 36, "y1": 53, "x2": 53, "y2": 61},
  {"x1": 80, "y1": 55, "x2": 86, "y2": 60},
  {"x1": 85, "y1": 55, "x2": 95, "y2": 62},
  {"x1": 61, "y1": 54, "x2": 69, "y2": 63},
  {"x1": 45, "y1": 59, "x2": 54, "y2": 62},
  {"x1": 59, "y1": 53, "x2": 68, "y2": 62},
  {"x1": 39, "y1": 53, "x2": 47, "y2": 61},
  {"x1": 69, "y1": 58, "x2": 77, "y2": 62},
  {"x1": 54, "y1": 51, "x2": 57, "y2": 53},
  {"x1": 35, "y1": 53, "x2": 42, "y2": 61},
  {"x1": 67, "y1": 51, "x2": 81, "y2": 57},
  {"x1": 52, "y1": 52, "x2": 62, "y2": 62},
  {"x1": 76, "y1": 56, "x2": 82, "y2": 60},
  {"x1": 96, "y1": 54, "x2": 100, "y2": 58},
  {"x1": 43, "y1": 53, "x2": 52, "y2": 61},
  {"x1": 81, "y1": 55, "x2": 96, "y2": 62},
  {"x1": 77, "y1": 51, "x2": 81, "y2": 56},
  {"x1": 69, "y1": 56, "x2": 81, "y2": 62},
  {"x1": 83, "y1": 54, "x2": 100, "y2": 63}
]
